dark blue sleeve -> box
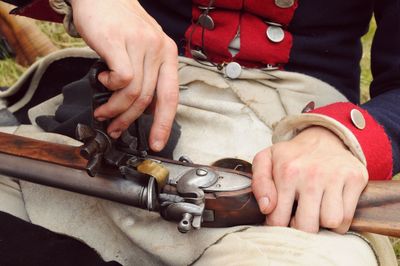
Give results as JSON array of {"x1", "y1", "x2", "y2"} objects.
[{"x1": 361, "y1": 0, "x2": 400, "y2": 175}]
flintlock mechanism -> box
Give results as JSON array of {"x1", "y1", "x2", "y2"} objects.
[
  {"x1": 0, "y1": 60, "x2": 399, "y2": 237},
  {"x1": 75, "y1": 118, "x2": 261, "y2": 233},
  {"x1": 72, "y1": 60, "x2": 263, "y2": 233}
]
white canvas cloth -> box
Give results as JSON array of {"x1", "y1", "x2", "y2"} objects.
[{"x1": 0, "y1": 49, "x2": 396, "y2": 265}]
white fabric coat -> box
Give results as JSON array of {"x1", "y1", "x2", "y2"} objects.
[{"x1": 0, "y1": 49, "x2": 395, "y2": 266}]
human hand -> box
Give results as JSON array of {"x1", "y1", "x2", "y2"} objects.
[
  {"x1": 252, "y1": 126, "x2": 368, "y2": 234},
  {"x1": 70, "y1": 0, "x2": 179, "y2": 151}
]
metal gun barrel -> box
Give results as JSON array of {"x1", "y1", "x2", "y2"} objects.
[{"x1": 0, "y1": 152, "x2": 156, "y2": 210}]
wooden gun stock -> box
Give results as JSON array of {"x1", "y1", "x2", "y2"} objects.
[
  {"x1": 0, "y1": 131, "x2": 399, "y2": 237},
  {"x1": 351, "y1": 182, "x2": 400, "y2": 237},
  {"x1": 203, "y1": 179, "x2": 400, "y2": 237}
]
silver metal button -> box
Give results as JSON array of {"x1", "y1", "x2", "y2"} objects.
[
  {"x1": 196, "y1": 168, "x2": 208, "y2": 176},
  {"x1": 266, "y1": 26, "x2": 285, "y2": 43},
  {"x1": 275, "y1": 0, "x2": 295, "y2": 8},
  {"x1": 225, "y1": 62, "x2": 242, "y2": 79},
  {"x1": 190, "y1": 49, "x2": 208, "y2": 60},
  {"x1": 198, "y1": 14, "x2": 215, "y2": 30},
  {"x1": 350, "y1": 109, "x2": 366, "y2": 130}
]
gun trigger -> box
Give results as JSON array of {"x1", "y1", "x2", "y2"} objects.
[{"x1": 192, "y1": 215, "x2": 202, "y2": 230}]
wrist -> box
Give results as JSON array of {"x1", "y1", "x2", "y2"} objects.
[
  {"x1": 295, "y1": 126, "x2": 347, "y2": 150},
  {"x1": 272, "y1": 102, "x2": 393, "y2": 180}
]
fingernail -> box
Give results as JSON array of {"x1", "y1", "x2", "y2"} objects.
[
  {"x1": 152, "y1": 140, "x2": 164, "y2": 151},
  {"x1": 110, "y1": 130, "x2": 122, "y2": 139},
  {"x1": 258, "y1": 197, "x2": 270, "y2": 213}
]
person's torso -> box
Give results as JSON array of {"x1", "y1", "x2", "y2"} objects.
[{"x1": 139, "y1": 0, "x2": 376, "y2": 103}]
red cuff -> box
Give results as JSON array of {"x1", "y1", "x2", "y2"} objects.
[
  {"x1": 11, "y1": 0, "x2": 63, "y2": 23},
  {"x1": 310, "y1": 102, "x2": 393, "y2": 180}
]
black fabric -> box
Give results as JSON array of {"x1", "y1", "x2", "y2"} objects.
[
  {"x1": 35, "y1": 71, "x2": 94, "y2": 138},
  {"x1": 11, "y1": 57, "x2": 97, "y2": 124},
  {"x1": 33, "y1": 60, "x2": 181, "y2": 159},
  {"x1": 0, "y1": 211, "x2": 122, "y2": 266}
]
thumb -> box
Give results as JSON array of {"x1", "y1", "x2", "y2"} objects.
[{"x1": 252, "y1": 147, "x2": 277, "y2": 215}]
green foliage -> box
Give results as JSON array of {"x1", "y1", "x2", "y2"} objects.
[
  {"x1": 0, "y1": 21, "x2": 84, "y2": 87},
  {"x1": 360, "y1": 18, "x2": 376, "y2": 103},
  {"x1": 0, "y1": 58, "x2": 25, "y2": 87},
  {"x1": 36, "y1": 22, "x2": 85, "y2": 49},
  {"x1": 391, "y1": 238, "x2": 400, "y2": 264}
]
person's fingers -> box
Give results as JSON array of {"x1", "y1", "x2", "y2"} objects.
[
  {"x1": 292, "y1": 184, "x2": 323, "y2": 233},
  {"x1": 137, "y1": 40, "x2": 163, "y2": 115},
  {"x1": 319, "y1": 181, "x2": 344, "y2": 230},
  {"x1": 107, "y1": 49, "x2": 160, "y2": 138},
  {"x1": 333, "y1": 172, "x2": 367, "y2": 234},
  {"x1": 148, "y1": 43, "x2": 179, "y2": 151},
  {"x1": 265, "y1": 150, "x2": 298, "y2": 227},
  {"x1": 97, "y1": 42, "x2": 134, "y2": 91},
  {"x1": 252, "y1": 148, "x2": 277, "y2": 215},
  {"x1": 94, "y1": 46, "x2": 145, "y2": 122},
  {"x1": 266, "y1": 178, "x2": 296, "y2": 227}
]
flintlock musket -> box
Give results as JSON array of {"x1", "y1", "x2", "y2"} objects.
[
  {"x1": 0, "y1": 60, "x2": 399, "y2": 237},
  {"x1": 0, "y1": 130, "x2": 399, "y2": 237}
]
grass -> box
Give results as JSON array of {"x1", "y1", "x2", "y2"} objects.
[
  {"x1": 1, "y1": 19, "x2": 399, "y2": 264},
  {"x1": 36, "y1": 21, "x2": 85, "y2": 49},
  {"x1": 360, "y1": 18, "x2": 376, "y2": 103},
  {"x1": 0, "y1": 58, "x2": 25, "y2": 86},
  {"x1": 0, "y1": 21, "x2": 85, "y2": 87}
]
